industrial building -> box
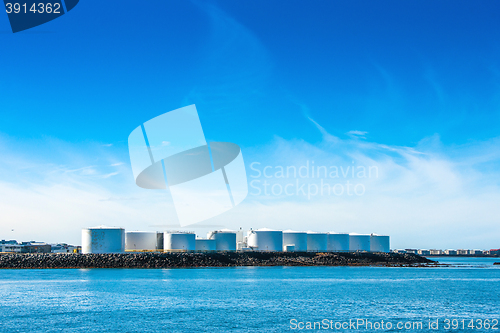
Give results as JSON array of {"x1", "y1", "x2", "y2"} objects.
[
  {"x1": 0, "y1": 240, "x2": 52, "y2": 253},
  {"x1": 50, "y1": 243, "x2": 80, "y2": 253},
  {"x1": 349, "y1": 233, "x2": 371, "y2": 252},
  {"x1": 370, "y1": 234, "x2": 390, "y2": 253},
  {"x1": 82, "y1": 226, "x2": 125, "y2": 254},
  {"x1": 306, "y1": 232, "x2": 328, "y2": 252},
  {"x1": 247, "y1": 228, "x2": 283, "y2": 252},
  {"x1": 327, "y1": 233, "x2": 350, "y2": 252},
  {"x1": 163, "y1": 231, "x2": 195, "y2": 251},
  {"x1": 195, "y1": 239, "x2": 216, "y2": 251},
  {"x1": 125, "y1": 231, "x2": 163, "y2": 251},
  {"x1": 80, "y1": 227, "x2": 391, "y2": 254},
  {"x1": 283, "y1": 230, "x2": 308, "y2": 252},
  {"x1": 208, "y1": 230, "x2": 237, "y2": 251}
]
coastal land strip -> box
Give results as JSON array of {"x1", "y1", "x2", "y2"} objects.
[{"x1": 0, "y1": 252, "x2": 435, "y2": 269}]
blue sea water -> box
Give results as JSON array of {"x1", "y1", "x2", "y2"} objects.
[{"x1": 0, "y1": 257, "x2": 499, "y2": 332}]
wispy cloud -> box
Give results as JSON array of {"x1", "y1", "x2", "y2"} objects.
[
  {"x1": 1, "y1": 124, "x2": 500, "y2": 249},
  {"x1": 346, "y1": 130, "x2": 368, "y2": 139},
  {"x1": 101, "y1": 172, "x2": 119, "y2": 179},
  {"x1": 0, "y1": 136, "x2": 178, "y2": 244},
  {"x1": 233, "y1": 116, "x2": 500, "y2": 249}
]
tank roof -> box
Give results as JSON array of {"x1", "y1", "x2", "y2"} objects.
[
  {"x1": 283, "y1": 229, "x2": 306, "y2": 233},
  {"x1": 211, "y1": 229, "x2": 236, "y2": 233},
  {"x1": 84, "y1": 226, "x2": 124, "y2": 230},
  {"x1": 254, "y1": 228, "x2": 282, "y2": 232}
]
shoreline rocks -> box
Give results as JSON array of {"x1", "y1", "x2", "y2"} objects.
[{"x1": 0, "y1": 252, "x2": 434, "y2": 269}]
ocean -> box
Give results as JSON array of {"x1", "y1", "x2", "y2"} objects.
[{"x1": 0, "y1": 257, "x2": 498, "y2": 332}]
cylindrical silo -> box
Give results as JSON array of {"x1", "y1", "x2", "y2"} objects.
[
  {"x1": 195, "y1": 239, "x2": 216, "y2": 251},
  {"x1": 207, "y1": 229, "x2": 236, "y2": 251},
  {"x1": 282, "y1": 230, "x2": 307, "y2": 252},
  {"x1": 81, "y1": 226, "x2": 125, "y2": 254},
  {"x1": 327, "y1": 233, "x2": 350, "y2": 252},
  {"x1": 349, "y1": 233, "x2": 371, "y2": 252},
  {"x1": 370, "y1": 234, "x2": 390, "y2": 252},
  {"x1": 163, "y1": 232, "x2": 195, "y2": 251},
  {"x1": 307, "y1": 232, "x2": 328, "y2": 252},
  {"x1": 156, "y1": 232, "x2": 164, "y2": 251},
  {"x1": 247, "y1": 228, "x2": 283, "y2": 252},
  {"x1": 125, "y1": 231, "x2": 158, "y2": 251}
]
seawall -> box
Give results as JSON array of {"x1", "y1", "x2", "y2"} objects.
[{"x1": 0, "y1": 252, "x2": 433, "y2": 269}]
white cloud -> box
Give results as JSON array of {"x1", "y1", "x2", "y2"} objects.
[
  {"x1": 1, "y1": 126, "x2": 500, "y2": 250},
  {"x1": 0, "y1": 136, "x2": 179, "y2": 245},
  {"x1": 227, "y1": 119, "x2": 500, "y2": 250},
  {"x1": 101, "y1": 172, "x2": 119, "y2": 179},
  {"x1": 347, "y1": 130, "x2": 368, "y2": 139}
]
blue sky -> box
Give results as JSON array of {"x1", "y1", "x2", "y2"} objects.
[{"x1": 1, "y1": 0, "x2": 500, "y2": 248}]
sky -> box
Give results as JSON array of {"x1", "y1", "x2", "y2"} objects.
[{"x1": 1, "y1": 0, "x2": 500, "y2": 249}]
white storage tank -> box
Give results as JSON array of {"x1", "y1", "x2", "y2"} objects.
[
  {"x1": 163, "y1": 231, "x2": 195, "y2": 251},
  {"x1": 81, "y1": 226, "x2": 125, "y2": 254},
  {"x1": 195, "y1": 239, "x2": 216, "y2": 251},
  {"x1": 327, "y1": 233, "x2": 350, "y2": 252},
  {"x1": 125, "y1": 231, "x2": 158, "y2": 251},
  {"x1": 156, "y1": 232, "x2": 164, "y2": 251},
  {"x1": 247, "y1": 228, "x2": 283, "y2": 252},
  {"x1": 282, "y1": 230, "x2": 307, "y2": 252},
  {"x1": 370, "y1": 234, "x2": 390, "y2": 252},
  {"x1": 207, "y1": 229, "x2": 236, "y2": 251},
  {"x1": 349, "y1": 233, "x2": 371, "y2": 252},
  {"x1": 307, "y1": 232, "x2": 328, "y2": 252}
]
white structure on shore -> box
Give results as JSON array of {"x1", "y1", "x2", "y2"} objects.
[
  {"x1": 282, "y1": 230, "x2": 308, "y2": 252},
  {"x1": 164, "y1": 231, "x2": 195, "y2": 252},
  {"x1": 207, "y1": 230, "x2": 237, "y2": 251},
  {"x1": 327, "y1": 233, "x2": 350, "y2": 252},
  {"x1": 349, "y1": 233, "x2": 371, "y2": 252},
  {"x1": 247, "y1": 228, "x2": 283, "y2": 252},
  {"x1": 307, "y1": 232, "x2": 328, "y2": 252},
  {"x1": 81, "y1": 227, "x2": 390, "y2": 254},
  {"x1": 82, "y1": 226, "x2": 125, "y2": 254},
  {"x1": 195, "y1": 239, "x2": 216, "y2": 251},
  {"x1": 125, "y1": 231, "x2": 162, "y2": 251},
  {"x1": 370, "y1": 234, "x2": 390, "y2": 253}
]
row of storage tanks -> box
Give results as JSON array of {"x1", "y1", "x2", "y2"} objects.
[{"x1": 82, "y1": 227, "x2": 390, "y2": 253}]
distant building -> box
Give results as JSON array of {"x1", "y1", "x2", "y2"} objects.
[
  {"x1": 457, "y1": 249, "x2": 469, "y2": 255},
  {"x1": 429, "y1": 249, "x2": 443, "y2": 255},
  {"x1": 1, "y1": 244, "x2": 22, "y2": 253},
  {"x1": 392, "y1": 249, "x2": 407, "y2": 254},
  {"x1": 1, "y1": 240, "x2": 17, "y2": 245},
  {"x1": 20, "y1": 242, "x2": 51, "y2": 253},
  {"x1": 405, "y1": 249, "x2": 418, "y2": 254},
  {"x1": 444, "y1": 249, "x2": 457, "y2": 255},
  {"x1": 490, "y1": 249, "x2": 500, "y2": 255},
  {"x1": 417, "y1": 249, "x2": 431, "y2": 256},
  {"x1": 51, "y1": 244, "x2": 80, "y2": 253}
]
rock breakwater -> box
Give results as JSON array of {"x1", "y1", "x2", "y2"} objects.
[{"x1": 0, "y1": 252, "x2": 434, "y2": 269}]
